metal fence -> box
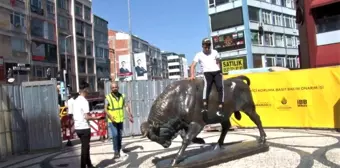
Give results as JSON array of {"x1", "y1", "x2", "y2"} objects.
[
  {"x1": 0, "y1": 80, "x2": 61, "y2": 161},
  {"x1": 104, "y1": 79, "x2": 177, "y2": 137}
]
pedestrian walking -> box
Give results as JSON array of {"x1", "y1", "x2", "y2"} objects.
[
  {"x1": 70, "y1": 81, "x2": 105, "y2": 168},
  {"x1": 105, "y1": 82, "x2": 133, "y2": 159}
]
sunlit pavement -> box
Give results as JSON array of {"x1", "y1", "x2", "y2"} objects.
[{"x1": 1, "y1": 129, "x2": 340, "y2": 168}]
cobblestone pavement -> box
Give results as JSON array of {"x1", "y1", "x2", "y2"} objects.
[{"x1": 0, "y1": 129, "x2": 340, "y2": 168}]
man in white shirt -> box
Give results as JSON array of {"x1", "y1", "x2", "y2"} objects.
[
  {"x1": 190, "y1": 38, "x2": 224, "y2": 117},
  {"x1": 70, "y1": 82, "x2": 104, "y2": 168}
]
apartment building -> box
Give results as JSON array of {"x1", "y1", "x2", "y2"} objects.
[
  {"x1": 108, "y1": 30, "x2": 167, "y2": 81},
  {"x1": 0, "y1": 0, "x2": 55, "y2": 83},
  {"x1": 208, "y1": 0, "x2": 300, "y2": 74},
  {"x1": 56, "y1": 0, "x2": 95, "y2": 91},
  {"x1": 93, "y1": 15, "x2": 109, "y2": 93},
  {"x1": 161, "y1": 51, "x2": 188, "y2": 79}
]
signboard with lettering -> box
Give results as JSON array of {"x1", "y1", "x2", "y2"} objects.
[
  {"x1": 221, "y1": 57, "x2": 247, "y2": 74},
  {"x1": 212, "y1": 31, "x2": 245, "y2": 52}
]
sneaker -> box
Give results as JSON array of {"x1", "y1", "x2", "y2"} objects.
[{"x1": 113, "y1": 152, "x2": 120, "y2": 159}]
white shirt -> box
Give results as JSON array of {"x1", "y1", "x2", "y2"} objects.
[
  {"x1": 193, "y1": 49, "x2": 221, "y2": 72},
  {"x1": 72, "y1": 95, "x2": 90, "y2": 130},
  {"x1": 67, "y1": 98, "x2": 75, "y2": 115}
]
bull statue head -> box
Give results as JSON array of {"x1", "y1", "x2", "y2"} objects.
[{"x1": 140, "y1": 121, "x2": 180, "y2": 148}]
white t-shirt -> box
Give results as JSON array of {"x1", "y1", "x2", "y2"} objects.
[
  {"x1": 193, "y1": 49, "x2": 221, "y2": 72},
  {"x1": 72, "y1": 95, "x2": 90, "y2": 130},
  {"x1": 67, "y1": 98, "x2": 75, "y2": 115}
]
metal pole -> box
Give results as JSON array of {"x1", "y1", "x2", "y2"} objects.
[
  {"x1": 65, "y1": 35, "x2": 72, "y2": 72},
  {"x1": 127, "y1": 0, "x2": 135, "y2": 80},
  {"x1": 127, "y1": 0, "x2": 134, "y2": 137}
]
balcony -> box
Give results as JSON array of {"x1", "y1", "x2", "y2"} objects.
[
  {"x1": 10, "y1": 24, "x2": 26, "y2": 34},
  {"x1": 12, "y1": 50, "x2": 28, "y2": 60},
  {"x1": 4, "y1": 0, "x2": 26, "y2": 9},
  {"x1": 31, "y1": 5, "x2": 44, "y2": 16}
]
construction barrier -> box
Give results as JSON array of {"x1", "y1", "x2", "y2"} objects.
[
  {"x1": 60, "y1": 107, "x2": 108, "y2": 141},
  {"x1": 89, "y1": 112, "x2": 107, "y2": 137},
  {"x1": 225, "y1": 66, "x2": 340, "y2": 129}
]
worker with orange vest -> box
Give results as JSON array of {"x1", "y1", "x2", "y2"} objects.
[{"x1": 105, "y1": 82, "x2": 133, "y2": 159}]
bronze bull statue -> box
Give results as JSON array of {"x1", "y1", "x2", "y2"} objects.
[{"x1": 140, "y1": 75, "x2": 266, "y2": 166}]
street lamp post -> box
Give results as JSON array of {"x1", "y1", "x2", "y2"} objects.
[
  {"x1": 65, "y1": 35, "x2": 72, "y2": 72},
  {"x1": 127, "y1": 0, "x2": 135, "y2": 80},
  {"x1": 64, "y1": 35, "x2": 72, "y2": 95}
]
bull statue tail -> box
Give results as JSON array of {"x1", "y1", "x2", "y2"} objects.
[{"x1": 235, "y1": 75, "x2": 250, "y2": 85}]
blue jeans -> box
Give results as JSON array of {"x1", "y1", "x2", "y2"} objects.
[{"x1": 108, "y1": 122, "x2": 123, "y2": 153}]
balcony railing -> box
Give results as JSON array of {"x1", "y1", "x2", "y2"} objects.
[{"x1": 31, "y1": 5, "x2": 44, "y2": 16}]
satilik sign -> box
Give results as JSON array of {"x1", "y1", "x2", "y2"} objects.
[{"x1": 221, "y1": 57, "x2": 247, "y2": 74}]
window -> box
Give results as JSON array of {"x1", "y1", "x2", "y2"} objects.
[
  {"x1": 314, "y1": 2, "x2": 340, "y2": 34},
  {"x1": 47, "y1": 1, "x2": 54, "y2": 19},
  {"x1": 264, "y1": 32, "x2": 274, "y2": 46},
  {"x1": 31, "y1": 0, "x2": 41, "y2": 8},
  {"x1": 249, "y1": 7, "x2": 260, "y2": 22},
  {"x1": 58, "y1": 16, "x2": 69, "y2": 29},
  {"x1": 31, "y1": 18, "x2": 44, "y2": 38},
  {"x1": 104, "y1": 49, "x2": 108, "y2": 59},
  {"x1": 215, "y1": 0, "x2": 230, "y2": 6},
  {"x1": 272, "y1": 12, "x2": 282, "y2": 26},
  {"x1": 11, "y1": 37, "x2": 26, "y2": 52},
  {"x1": 78, "y1": 58, "x2": 86, "y2": 73},
  {"x1": 276, "y1": 56, "x2": 286, "y2": 67},
  {"x1": 262, "y1": 10, "x2": 271, "y2": 24},
  {"x1": 77, "y1": 38, "x2": 84, "y2": 54},
  {"x1": 76, "y1": 20, "x2": 83, "y2": 35},
  {"x1": 47, "y1": 23, "x2": 55, "y2": 41},
  {"x1": 251, "y1": 31, "x2": 261, "y2": 45},
  {"x1": 266, "y1": 56, "x2": 275, "y2": 67},
  {"x1": 75, "y1": 2, "x2": 82, "y2": 17},
  {"x1": 86, "y1": 41, "x2": 92, "y2": 56},
  {"x1": 87, "y1": 59, "x2": 94, "y2": 73},
  {"x1": 10, "y1": 12, "x2": 25, "y2": 27},
  {"x1": 84, "y1": 6, "x2": 91, "y2": 21},
  {"x1": 86, "y1": 24, "x2": 92, "y2": 38},
  {"x1": 57, "y1": 0, "x2": 68, "y2": 10},
  {"x1": 89, "y1": 76, "x2": 95, "y2": 90},
  {"x1": 275, "y1": 34, "x2": 284, "y2": 47},
  {"x1": 285, "y1": 35, "x2": 293, "y2": 47},
  {"x1": 287, "y1": 56, "x2": 299, "y2": 68},
  {"x1": 283, "y1": 15, "x2": 293, "y2": 28}
]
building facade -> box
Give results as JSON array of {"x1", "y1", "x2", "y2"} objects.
[
  {"x1": 296, "y1": 0, "x2": 340, "y2": 68},
  {"x1": 208, "y1": 0, "x2": 300, "y2": 74},
  {"x1": 108, "y1": 30, "x2": 167, "y2": 81},
  {"x1": 56, "y1": 0, "x2": 95, "y2": 92},
  {"x1": 93, "y1": 15, "x2": 109, "y2": 93},
  {"x1": 0, "y1": 0, "x2": 56, "y2": 83},
  {"x1": 161, "y1": 51, "x2": 188, "y2": 79}
]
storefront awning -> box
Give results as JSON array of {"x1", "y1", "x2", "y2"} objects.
[{"x1": 310, "y1": 0, "x2": 340, "y2": 8}]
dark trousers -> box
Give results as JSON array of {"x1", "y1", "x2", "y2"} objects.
[
  {"x1": 203, "y1": 70, "x2": 224, "y2": 105},
  {"x1": 75, "y1": 128, "x2": 93, "y2": 168},
  {"x1": 108, "y1": 122, "x2": 123, "y2": 153}
]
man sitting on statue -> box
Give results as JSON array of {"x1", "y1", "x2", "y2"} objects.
[{"x1": 190, "y1": 37, "x2": 224, "y2": 117}]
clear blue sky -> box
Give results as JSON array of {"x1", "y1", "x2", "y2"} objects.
[{"x1": 92, "y1": 0, "x2": 210, "y2": 64}]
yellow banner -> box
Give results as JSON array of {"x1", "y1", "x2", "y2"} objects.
[
  {"x1": 221, "y1": 58, "x2": 246, "y2": 74},
  {"x1": 225, "y1": 66, "x2": 340, "y2": 129}
]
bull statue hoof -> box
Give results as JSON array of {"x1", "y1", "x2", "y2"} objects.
[
  {"x1": 171, "y1": 159, "x2": 178, "y2": 167},
  {"x1": 213, "y1": 144, "x2": 221, "y2": 150},
  {"x1": 258, "y1": 136, "x2": 266, "y2": 144},
  {"x1": 192, "y1": 137, "x2": 205, "y2": 144}
]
